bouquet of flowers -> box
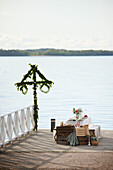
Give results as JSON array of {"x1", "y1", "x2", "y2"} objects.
[{"x1": 73, "y1": 108, "x2": 83, "y2": 119}]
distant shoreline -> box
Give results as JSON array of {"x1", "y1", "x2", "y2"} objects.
[
  {"x1": 0, "y1": 55, "x2": 113, "y2": 58},
  {"x1": 0, "y1": 48, "x2": 113, "y2": 56}
]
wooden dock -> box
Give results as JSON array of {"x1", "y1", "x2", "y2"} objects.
[{"x1": 0, "y1": 129, "x2": 113, "y2": 169}]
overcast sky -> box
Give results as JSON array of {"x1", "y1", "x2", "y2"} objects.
[{"x1": 0, "y1": 0, "x2": 113, "y2": 50}]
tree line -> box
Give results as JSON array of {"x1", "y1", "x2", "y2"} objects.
[{"x1": 0, "y1": 48, "x2": 113, "y2": 56}]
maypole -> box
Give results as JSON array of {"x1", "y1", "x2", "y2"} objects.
[{"x1": 15, "y1": 64, "x2": 54, "y2": 131}]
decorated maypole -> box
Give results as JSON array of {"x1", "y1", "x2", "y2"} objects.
[{"x1": 15, "y1": 64, "x2": 54, "y2": 131}]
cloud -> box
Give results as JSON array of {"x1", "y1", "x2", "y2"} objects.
[{"x1": 0, "y1": 34, "x2": 113, "y2": 50}]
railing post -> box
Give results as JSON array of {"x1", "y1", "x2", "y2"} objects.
[
  {"x1": 26, "y1": 107, "x2": 30, "y2": 131},
  {"x1": 20, "y1": 109, "x2": 25, "y2": 135},
  {"x1": 14, "y1": 111, "x2": 19, "y2": 138},
  {"x1": 0, "y1": 117, "x2": 6, "y2": 146},
  {"x1": 31, "y1": 105, "x2": 35, "y2": 128},
  {"x1": 7, "y1": 114, "x2": 13, "y2": 142}
]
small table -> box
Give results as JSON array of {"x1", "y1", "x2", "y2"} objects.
[{"x1": 65, "y1": 117, "x2": 101, "y2": 139}]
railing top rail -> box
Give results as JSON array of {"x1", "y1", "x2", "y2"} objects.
[{"x1": 0, "y1": 105, "x2": 34, "y2": 118}]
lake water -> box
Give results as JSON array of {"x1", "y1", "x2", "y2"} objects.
[{"x1": 0, "y1": 56, "x2": 113, "y2": 130}]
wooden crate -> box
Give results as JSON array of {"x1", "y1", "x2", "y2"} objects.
[
  {"x1": 55, "y1": 126, "x2": 75, "y2": 145},
  {"x1": 75, "y1": 127, "x2": 86, "y2": 136},
  {"x1": 76, "y1": 127, "x2": 89, "y2": 145},
  {"x1": 56, "y1": 126, "x2": 75, "y2": 136},
  {"x1": 77, "y1": 136, "x2": 89, "y2": 145}
]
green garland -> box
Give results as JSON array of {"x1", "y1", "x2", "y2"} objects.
[{"x1": 15, "y1": 64, "x2": 54, "y2": 131}]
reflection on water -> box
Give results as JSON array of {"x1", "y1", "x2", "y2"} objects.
[{"x1": 0, "y1": 56, "x2": 113, "y2": 130}]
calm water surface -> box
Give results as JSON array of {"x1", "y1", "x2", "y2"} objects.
[{"x1": 0, "y1": 56, "x2": 113, "y2": 130}]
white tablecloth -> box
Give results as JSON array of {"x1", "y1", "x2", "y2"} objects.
[
  {"x1": 89, "y1": 124, "x2": 101, "y2": 139},
  {"x1": 65, "y1": 117, "x2": 93, "y2": 126}
]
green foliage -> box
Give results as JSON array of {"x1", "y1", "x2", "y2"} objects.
[
  {"x1": 0, "y1": 49, "x2": 29, "y2": 56},
  {"x1": 15, "y1": 64, "x2": 54, "y2": 130},
  {"x1": 1, "y1": 48, "x2": 113, "y2": 56}
]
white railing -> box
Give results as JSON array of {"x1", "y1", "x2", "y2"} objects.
[{"x1": 0, "y1": 105, "x2": 34, "y2": 147}]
